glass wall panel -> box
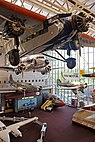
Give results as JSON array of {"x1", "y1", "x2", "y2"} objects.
[{"x1": 48, "y1": 46, "x2": 95, "y2": 106}]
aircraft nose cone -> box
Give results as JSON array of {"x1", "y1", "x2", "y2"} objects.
[
  {"x1": 45, "y1": 59, "x2": 49, "y2": 65},
  {"x1": 60, "y1": 102, "x2": 65, "y2": 106}
]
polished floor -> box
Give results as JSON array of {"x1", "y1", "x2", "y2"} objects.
[{"x1": 0, "y1": 106, "x2": 95, "y2": 142}]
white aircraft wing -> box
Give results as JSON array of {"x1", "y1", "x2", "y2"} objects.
[
  {"x1": 60, "y1": 86, "x2": 79, "y2": 90},
  {"x1": 0, "y1": 66, "x2": 14, "y2": 72},
  {"x1": 7, "y1": 117, "x2": 38, "y2": 137},
  {"x1": 0, "y1": 87, "x2": 21, "y2": 92},
  {"x1": 0, "y1": 121, "x2": 10, "y2": 142},
  {"x1": 0, "y1": 117, "x2": 38, "y2": 142}
]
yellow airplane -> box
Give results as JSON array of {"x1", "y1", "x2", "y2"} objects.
[{"x1": 80, "y1": 68, "x2": 95, "y2": 79}]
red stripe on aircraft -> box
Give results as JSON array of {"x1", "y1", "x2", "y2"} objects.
[
  {"x1": 0, "y1": 0, "x2": 46, "y2": 22},
  {"x1": 81, "y1": 33, "x2": 95, "y2": 41}
]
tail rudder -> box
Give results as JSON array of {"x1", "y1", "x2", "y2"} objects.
[
  {"x1": 61, "y1": 72, "x2": 66, "y2": 80},
  {"x1": 9, "y1": 74, "x2": 14, "y2": 84},
  {"x1": 80, "y1": 70, "x2": 86, "y2": 76},
  {"x1": 57, "y1": 79, "x2": 61, "y2": 86}
]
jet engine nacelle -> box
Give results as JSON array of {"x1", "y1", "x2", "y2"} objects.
[
  {"x1": 11, "y1": 128, "x2": 22, "y2": 137},
  {"x1": 15, "y1": 64, "x2": 26, "y2": 75},
  {"x1": 41, "y1": 66, "x2": 51, "y2": 75}
]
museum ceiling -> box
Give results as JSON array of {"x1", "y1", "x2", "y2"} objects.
[
  {"x1": 0, "y1": 0, "x2": 95, "y2": 55},
  {"x1": 6, "y1": 0, "x2": 95, "y2": 37}
]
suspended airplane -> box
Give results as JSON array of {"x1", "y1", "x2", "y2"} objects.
[
  {"x1": 80, "y1": 68, "x2": 95, "y2": 79},
  {"x1": 57, "y1": 79, "x2": 88, "y2": 94},
  {"x1": 0, "y1": 0, "x2": 95, "y2": 69},
  {"x1": 82, "y1": 73, "x2": 95, "y2": 78},
  {"x1": 0, "y1": 74, "x2": 42, "y2": 95},
  {"x1": 9, "y1": 74, "x2": 42, "y2": 93},
  {"x1": 0, "y1": 117, "x2": 38, "y2": 142},
  {"x1": 0, "y1": 54, "x2": 51, "y2": 75}
]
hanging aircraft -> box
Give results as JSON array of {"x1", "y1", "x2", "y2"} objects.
[
  {"x1": 0, "y1": 74, "x2": 42, "y2": 95},
  {"x1": 9, "y1": 74, "x2": 42, "y2": 93},
  {"x1": 57, "y1": 79, "x2": 88, "y2": 94},
  {"x1": 82, "y1": 73, "x2": 95, "y2": 78},
  {"x1": 0, "y1": 54, "x2": 51, "y2": 75},
  {"x1": 80, "y1": 68, "x2": 95, "y2": 79},
  {"x1": 0, "y1": 63, "x2": 49, "y2": 94},
  {"x1": 0, "y1": 0, "x2": 94, "y2": 69},
  {"x1": 0, "y1": 117, "x2": 38, "y2": 142}
]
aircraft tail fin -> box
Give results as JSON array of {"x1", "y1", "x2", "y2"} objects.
[
  {"x1": 9, "y1": 74, "x2": 14, "y2": 84},
  {"x1": 80, "y1": 70, "x2": 86, "y2": 76},
  {"x1": 61, "y1": 72, "x2": 66, "y2": 80},
  {"x1": 57, "y1": 79, "x2": 62, "y2": 86}
]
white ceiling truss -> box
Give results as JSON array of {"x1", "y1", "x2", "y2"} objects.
[{"x1": 7, "y1": 0, "x2": 95, "y2": 17}]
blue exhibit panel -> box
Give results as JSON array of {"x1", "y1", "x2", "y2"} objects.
[{"x1": 18, "y1": 97, "x2": 37, "y2": 111}]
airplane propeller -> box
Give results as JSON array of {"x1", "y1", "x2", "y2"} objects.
[
  {"x1": 61, "y1": 71, "x2": 66, "y2": 80},
  {"x1": 72, "y1": 12, "x2": 92, "y2": 32},
  {"x1": 3, "y1": 15, "x2": 25, "y2": 38},
  {"x1": 14, "y1": 63, "x2": 26, "y2": 78},
  {"x1": 41, "y1": 65, "x2": 51, "y2": 75},
  {"x1": 0, "y1": 14, "x2": 35, "y2": 37}
]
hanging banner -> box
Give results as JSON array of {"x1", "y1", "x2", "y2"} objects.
[{"x1": 62, "y1": 72, "x2": 79, "y2": 80}]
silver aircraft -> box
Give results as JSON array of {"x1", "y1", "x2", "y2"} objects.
[
  {"x1": 9, "y1": 74, "x2": 42, "y2": 93},
  {"x1": 0, "y1": 117, "x2": 38, "y2": 142},
  {"x1": 0, "y1": 54, "x2": 51, "y2": 75},
  {"x1": 57, "y1": 79, "x2": 88, "y2": 94}
]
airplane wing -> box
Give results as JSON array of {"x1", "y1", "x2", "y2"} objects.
[
  {"x1": 0, "y1": 0, "x2": 46, "y2": 31},
  {"x1": 7, "y1": 117, "x2": 38, "y2": 135},
  {"x1": 79, "y1": 33, "x2": 95, "y2": 47},
  {"x1": 0, "y1": 121, "x2": 10, "y2": 142},
  {"x1": 59, "y1": 86, "x2": 79, "y2": 90},
  {"x1": 0, "y1": 66, "x2": 14, "y2": 72},
  {"x1": 0, "y1": 0, "x2": 46, "y2": 54},
  {"x1": 0, "y1": 117, "x2": 38, "y2": 142},
  {"x1": 0, "y1": 87, "x2": 21, "y2": 92}
]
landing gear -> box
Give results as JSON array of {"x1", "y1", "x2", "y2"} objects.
[
  {"x1": 4, "y1": 16, "x2": 25, "y2": 66},
  {"x1": 9, "y1": 49, "x2": 19, "y2": 66}
]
